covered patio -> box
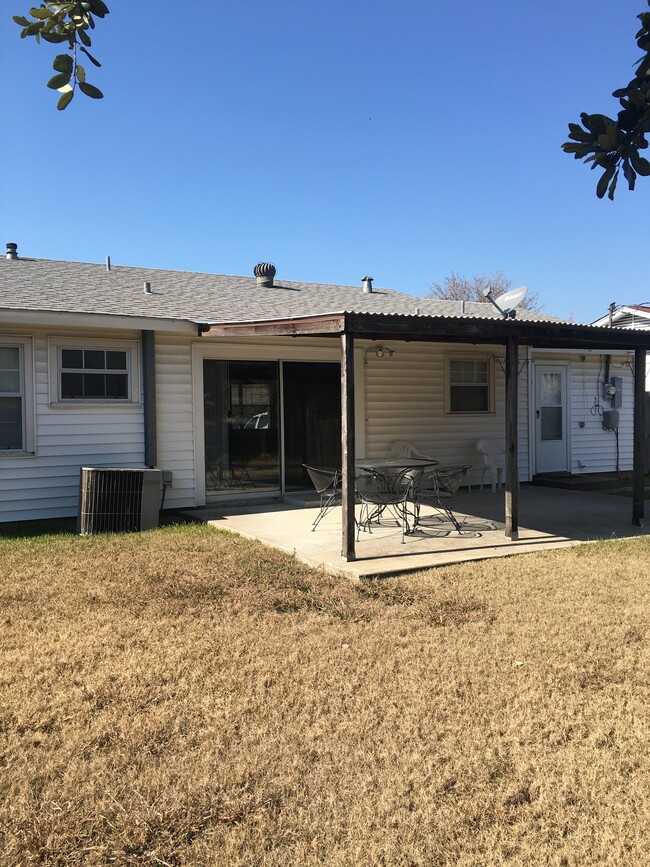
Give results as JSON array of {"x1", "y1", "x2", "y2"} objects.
[
  {"x1": 203, "y1": 310, "x2": 650, "y2": 566},
  {"x1": 185, "y1": 484, "x2": 649, "y2": 578}
]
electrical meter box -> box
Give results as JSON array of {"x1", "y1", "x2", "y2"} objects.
[
  {"x1": 602, "y1": 410, "x2": 620, "y2": 431},
  {"x1": 611, "y1": 376, "x2": 623, "y2": 409}
]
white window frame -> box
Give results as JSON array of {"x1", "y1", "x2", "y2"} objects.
[
  {"x1": 0, "y1": 336, "x2": 35, "y2": 456},
  {"x1": 48, "y1": 337, "x2": 140, "y2": 406},
  {"x1": 445, "y1": 353, "x2": 495, "y2": 415}
]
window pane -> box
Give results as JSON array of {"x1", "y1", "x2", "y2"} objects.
[
  {"x1": 0, "y1": 396, "x2": 23, "y2": 449},
  {"x1": 60, "y1": 347, "x2": 131, "y2": 399},
  {"x1": 61, "y1": 372, "x2": 84, "y2": 399},
  {"x1": 450, "y1": 386, "x2": 489, "y2": 413},
  {"x1": 0, "y1": 371, "x2": 20, "y2": 393},
  {"x1": 61, "y1": 348, "x2": 83, "y2": 369},
  {"x1": 0, "y1": 346, "x2": 20, "y2": 369},
  {"x1": 204, "y1": 359, "x2": 280, "y2": 494},
  {"x1": 105, "y1": 374, "x2": 128, "y2": 398},
  {"x1": 473, "y1": 362, "x2": 488, "y2": 383},
  {"x1": 541, "y1": 406, "x2": 563, "y2": 441},
  {"x1": 84, "y1": 350, "x2": 105, "y2": 370},
  {"x1": 541, "y1": 372, "x2": 561, "y2": 406},
  {"x1": 106, "y1": 351, "x2": 127, "y2": 370},
  {"x1": 83, "y1": 373, "x2": 106, "y2": 397},
  {"x1": 450, "y1": 359, "x2": 488, "y2": 385}
]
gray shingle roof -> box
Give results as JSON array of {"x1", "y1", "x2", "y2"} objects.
[{"x1": 0, "y1": 256, "x2": 559, "y2": 324}]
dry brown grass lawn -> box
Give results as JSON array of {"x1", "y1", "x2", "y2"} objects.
[{"x1": 1, "y1": 524, "x2": 649, "y2": 866}]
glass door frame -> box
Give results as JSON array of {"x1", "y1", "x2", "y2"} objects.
[
  {"x1": 533, "y1": 363, "x2": 570, "y2": 474},
  {"x1": 192, "y1": 341, "x2": 364, "y2": 507}
]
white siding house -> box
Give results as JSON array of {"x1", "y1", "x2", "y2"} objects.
[{"x1": 1, "y1": 250, "x2": 648, "y2": 524}]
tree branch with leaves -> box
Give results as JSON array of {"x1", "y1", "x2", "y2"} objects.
[
  {"x1": 562, "y1": 2, "x2": 650, "y2": 200},
  {"x1": 13, "y1": 1, "x2": 109, "y2": 110}
]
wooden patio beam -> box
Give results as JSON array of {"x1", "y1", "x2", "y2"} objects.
[
  {"x1": 341, "y1": 331, "x2": 356, "y2": 561},
  {"x1": 202, "y1": 313, "x2": 650, "y2": 353},
  {"x1": 205, "y1": 315, "x2": 346, "y2": 338},
  {"x1": 633, "y1": 346, "x2": 646, "y2": 526},
  {"x1": 505, "y1": 336, "x2": 519, "y2": 540}
]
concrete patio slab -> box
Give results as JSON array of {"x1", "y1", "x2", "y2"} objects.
[{"x1": 179, "y1": 486, "x2": 649, "y2": 579}]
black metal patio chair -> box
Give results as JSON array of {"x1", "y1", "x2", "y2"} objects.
[
  {"x1": 303, "y1": 464, "x2": 342, "y2": 530},
  {"x1": 411, "y1": 465, "x2": 474, "y2": 535},
  {"x1": 355, "y1": 469, "x2": 415, "y2": 544}
]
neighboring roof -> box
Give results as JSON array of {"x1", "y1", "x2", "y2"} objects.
[
  {"x1": 0, "y1": 256, "x2": 558, "y2": 325},
  {"x1": 592, "y1": 304, "x2": 650, "y2": 328}
]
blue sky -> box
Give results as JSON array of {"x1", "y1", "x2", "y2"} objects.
[{"x1": 1, "y1": 0, "x2": 647, "y2": 321}]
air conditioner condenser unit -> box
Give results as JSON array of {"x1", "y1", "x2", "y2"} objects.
[{"x1": 79, "y1": 467, "x2": 162, "y2": 535}]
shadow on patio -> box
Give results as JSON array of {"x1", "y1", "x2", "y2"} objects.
[{"x1": 182, "y1": 485, "x2": 649, "y2": 579}]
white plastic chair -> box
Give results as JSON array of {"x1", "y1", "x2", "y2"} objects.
[
  {"x1": 390, "y1": 440, "x2": 436, "y2": 461},
  {"x1": 476, "y1": 439, "x2": 506, "y2": 492},
  {"x1": 391, "y1": 441, "x2": 472, "y2": 493}
]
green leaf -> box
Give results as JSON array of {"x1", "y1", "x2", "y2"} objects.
[
  {"x1": 622, "y1": 158, "x2": 637, "y2": 189},
  {"x1": 29, "y1": 6, "x2": 53, "y2": 18},
  {"x1": 52, "y1": 53, "x2": 73, "y2": 74},
  {"x1": 41, "y1": 31, "x2": 69, "y2": 43},
  {"x1": 76, "y1": 63, "x2": 86, "y2": 83},
  {"x1": 596, "y1": 165, "x2": 615, "y2": 198},
  {"x1": 57, "y1": 90, "x2": 74, "y2": 110},
  {"x1": 24, "y1": 20, "x2": 44, "y2": 35},
  {"x1": 607, "y1": 170, "x2": 619, "y2": 201},
  {"x1": 12, "y1": 15, "x2": 31, "y2": 25},
  {"x1": 78, "y1": 28, "x2": 91, "y2": 46},
  {"x1": 88, "y1": 0, "x2": 110, "y2": 16},
  {"x1": 630, "y1": 151, "x2": 650, "y2": 175},
  {"x1": 79, "y1": 44, "x2": 101, "y2": 66},
  {"x1": 47, "y1": 72, "x2": 72, "y2": 89},
  {"x1": 78, "y1": 81, "x2": 103, "y2": 99}
]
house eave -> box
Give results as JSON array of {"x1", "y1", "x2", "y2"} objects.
[{"x1": 0, "y1": 307, "x2": 198, "y2": 334}]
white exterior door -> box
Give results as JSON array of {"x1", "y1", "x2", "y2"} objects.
[{"x1": 534, "y1": 364, "x2": 569, "y2": 474}]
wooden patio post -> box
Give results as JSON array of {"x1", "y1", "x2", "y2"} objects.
[
  {"x1": 505, "y1": 336, "x2": 519, "y2": 540},
  {"x1": 633, "y1": 346, "x2": 646, "y2": 526},
  {"x1": 341, "y1": 331, "x2": 356, "y2": 561}
]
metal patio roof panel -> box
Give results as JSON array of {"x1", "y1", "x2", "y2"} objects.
[{"x1": 203, "y1": 309, "x2": 650, "y2": 351}]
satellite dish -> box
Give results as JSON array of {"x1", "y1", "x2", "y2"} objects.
[{"x1": 485, "y1": 285, "x2": 528, "y2": 318}]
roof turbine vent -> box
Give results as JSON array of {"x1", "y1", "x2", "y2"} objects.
[
  {"x1": 254, "y1": 262, "x2": 276, "y2": 287},
  {"x1": 362, "y1": 275, "x2": 373, "y2": 294},
  {"x1": 6, "y1": 242, "x2": 18, "y2": 260}
]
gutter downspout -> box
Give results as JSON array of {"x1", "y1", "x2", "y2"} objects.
[{"x1": 142, "y1": 330, "x2": 157, "y2": 467}]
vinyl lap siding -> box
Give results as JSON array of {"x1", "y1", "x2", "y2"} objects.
[
  {"x1": 560, "y1": 353, "x2": 635, "y2": 474},
  {"x1": 363, "y1": 341, "x2": 530, "y2": 487},
  {"x1": 0, "y1": 327, "x2": 144, "y2": 523},
  {"x1": 155, "y1": 335, "x2": 195, "y2": 510}
]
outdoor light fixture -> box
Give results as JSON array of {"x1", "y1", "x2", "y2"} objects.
[{"x1": 374, "y1": 345, "x2": 393, "y2": 358}]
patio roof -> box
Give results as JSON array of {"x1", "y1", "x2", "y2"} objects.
[
  {"x1": 201, "y1": 310, "x2": 650, "y2": 351},
  {"x1": 201, "y1": 309, "x2": 649, "y2": 564}
]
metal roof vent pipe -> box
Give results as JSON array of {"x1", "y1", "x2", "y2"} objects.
[
  {"x1": 6, "y1": 242, "x2": 18, "y2": 260},
  {"x1": 144, "y1": 281, "x2": 152, "y2": 294},
  {"x1": 362, "y1": 275, "x2": 373, "y2": 293},
  {"x1": 254, "y1": 262, "x2": 276, "y2": 287}
]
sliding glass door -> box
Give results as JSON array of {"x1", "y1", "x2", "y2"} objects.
[
  {"x1": 204, "y1": 360, "x2": 280, "y2": 494},
  {"x1": 203, "y1": 359, "x2": 340, "y2": 496},
  {"x1": 283, "y1": 362, "x2": 341, "y2": 490}
]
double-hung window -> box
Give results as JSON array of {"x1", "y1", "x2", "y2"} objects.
[
  {"x1": 447, "y1": 356, "x2": 493, "y2": 414},
  {"x1": 0, "y1": 339, "x2": 33, "y2": 454}
]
